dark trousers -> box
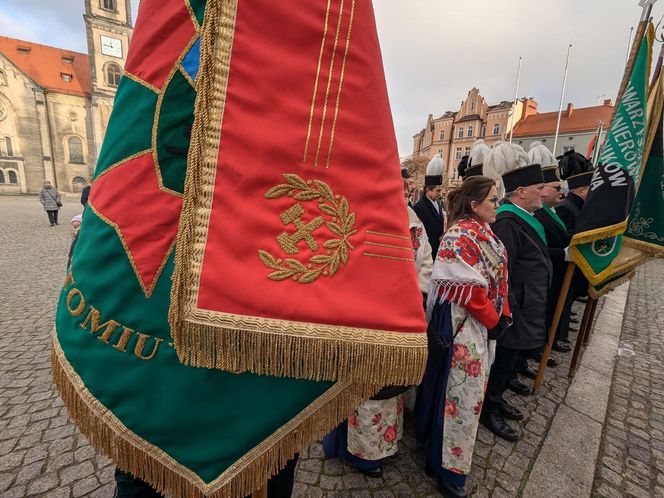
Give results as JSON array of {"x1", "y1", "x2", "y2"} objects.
[
  {"x1": 47, "y1": 210, "x2": 59, "y2": 225},
  {"x1": 484, "y1": 346, "x2": 520, "y2": 411},
  {"x1": 114, "y1": 456, "x2": 298, "y2": 498}
]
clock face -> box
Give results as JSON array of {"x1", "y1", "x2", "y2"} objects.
[{"x1": 100, "y1": 35, "x2": 122, "y2": 58}]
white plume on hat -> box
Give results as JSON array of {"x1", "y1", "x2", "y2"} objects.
[
  {"x1": 469, "y1": 139, "x2": 490, "y2": 166},
  {"x1": 426, "y1": 153, "x2": 446, "y2": 176},
  {"x1": 527, "y1": 141, "x2": 557, "y2": 168},
  {"x1": 484, "y1": 141, "x2": 529, "y2": 195}
]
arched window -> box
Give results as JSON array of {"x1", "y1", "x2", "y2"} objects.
[
  {"x1": 5, "y1": 137, "x2": 12, "y2": 156},
  {"x1": 7, "y1": 170, "x2": 17, "y2": 184},
  {"x1": 457, "y1": 127, "x2": 463, "y2": 139},
  {"x1": 439, "y1": 130, "x2": 445, "y2": 141},
  {"x1": 72, "y1": 176, "x2": 87, "y2": 193},
  {"x1": 467, "y1": 126, "x2": 473, "y2": 138},
  {"x1": 102, "y1": 0, "x2": 117, "y2": 11},
  {"x1": 493, "y1": 123, "x2": 500, "y2": 135},
  {"x1": 105, "y1": 63, "x2": 122, "y2": 88},
  {"x1": 68, "y1": 136, "x2": 85, "y2": 163},
  {"x1": 0, "y1": 71, "x2": 6, "y2": 86}
]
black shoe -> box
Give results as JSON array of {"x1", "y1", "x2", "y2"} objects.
[
  {"x1": 499, "y1": 401, "x2": 524, "y2": 421},
  {"x1": 518, "y1": 367, "x2": 538, "y2": 380},
  {"x1": 568, "y1": 324, "x2": 579, "y2": 332},
  {"x1": 352, "y1": 464, "x2": 383, "y2": 478},
  {"x1": 436, "y1": 478, "x2": 467, "y2": 498},
  {"x1": 547, "y1": 358, "x2": 559, "y2": 368},
  {"x1": 508, "y1": 378, "x2": 530, "y2": 396},
  {"x1": 480, "y1": 410, "x2": 518, "y2": 442},
  {"x1": 552, "y1": 341, "x2": 571, "y2": 353},
  {"x1": 569, "y1": 317, "x2": 579, "y2": 324},
  {"x1": 576, "y1": 296, "x2": 588, "y2": 303},
  {"x1": 559, "y1": 338, "x2": 572, "y2": 344}
]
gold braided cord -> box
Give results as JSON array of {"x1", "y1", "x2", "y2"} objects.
[
  {"x1": 588, "y1": 271, "x2": 635, "y2": 299},
  {"x1": 169, "y1": 0, "x2": 235, "y2": 353},
  {"x1": 51, "y1": 332, "x2": 379, "y2": 498}
]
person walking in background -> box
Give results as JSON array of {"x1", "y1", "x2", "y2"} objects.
[
  {"x1": 39, "y1": 181, "x2": 62, "y2": 226},
  {"x1": 416, "y1": 176, "x2": 511, "y2": 498}
]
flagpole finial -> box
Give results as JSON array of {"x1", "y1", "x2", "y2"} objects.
[{"x1": 639, "y1": 0, "x2": 658, "y2": 22}]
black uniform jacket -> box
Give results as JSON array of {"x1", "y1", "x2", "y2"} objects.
[
  {"x1": 535, "y1": 207, "x2": 572, "y2": 325},
  {"x1": 554, "y1": 193, "x2": 589, "y2": 296},
  {"x1": 554, "y1": 193, "x2": 584, "y2": 234},
  {"x1": 492, "y1": 202, "x2": 553, "y2": 350},
  {"x1": 413, "y1": 196, "x2": 445, "y2": 260}
]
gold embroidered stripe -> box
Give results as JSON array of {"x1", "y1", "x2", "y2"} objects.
[
  {"x1": 325, "y1": 0, "x2": 355, "y2": 168},
  {"x1": 362, "y1": 252, "x2": 415, "y2": 263},
  {"x1": 364, "y1": 241, "x2": 412, "y2": 252},
  {"x1": 123, "y1": 71, "x2": 160, "y2": 94},
  {"x1": 365, "y1": 230, "x2": 411, "y2": 241},
  {"x1": 303, "y1": 0, "x2": 332, "y2": 162}
]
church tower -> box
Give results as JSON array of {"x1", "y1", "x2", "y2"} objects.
[{"x1": 84, "y1": 0, "x2": 133, "y2": 172}]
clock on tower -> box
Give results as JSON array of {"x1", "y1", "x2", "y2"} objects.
[{"x1": 100, "y1": 35, "x2": 123, "y2": 58}]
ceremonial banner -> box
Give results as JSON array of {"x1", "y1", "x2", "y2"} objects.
[
  {"x1": 570, "y1": 25, "x2": 653, "y2": 285},
  {"x1": 587, "y1": 39, "x2": 664, "y2": 291},
  {"x1": 52, "y1": 1, "x2": 376, "y2": 496},
  {"x1": 169, "y1": 0, "x2": 428, "y2": 384}
]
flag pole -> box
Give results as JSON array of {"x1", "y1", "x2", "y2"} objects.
[
  {"x1": 552, "y1": 45, "x2": 572, "y2": 157},
  {"x1": 508, "y1": 57, "x2": 522, "y2": 143},
  {"x1": 568, "y1": 297, "x2": 599, "y2": 378},
  {"x1": 533, "y1": 262, "x2": 575, "y2": 392},
  {"x1": 627, "y1": 26, "x2": 635, "y2": 64}
]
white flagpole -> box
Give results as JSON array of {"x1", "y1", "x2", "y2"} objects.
[
  {"x1": 508, "y1": 57, "x2": 522, "y2": 143},
  {"x1": 552, "y1": 45, "x2": 572, "y2": 157}
]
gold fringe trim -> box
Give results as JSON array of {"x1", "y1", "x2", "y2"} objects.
[
  {"x1": 176, "y1": 318, "x2": 428, "y2": 386},
  {"x1": 168, "y1": 0, "x2": 427, "y2": 385},
  {"x1": 51, "y1": 332, "x2": 380, "y2": 498},
  {"x1": 624, "y1": 236, "x2": 664, "y2": 255},
  {"x1": 589, "y1": 271, "x2": 635, "y2": 299},
  {"x1": 570, "y1": 221, "x2": 627, "y2": 246}
]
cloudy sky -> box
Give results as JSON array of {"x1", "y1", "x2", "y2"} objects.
[{"x1": 2, "y1": 0, "x2": 662, "y2": 155}]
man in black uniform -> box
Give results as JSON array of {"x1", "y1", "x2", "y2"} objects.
[
  {"x1": 555, "y1": 151, "x2": 593, "y2": 232},
  {"x1": 413, "y1": 154, "x2": 446, "y2": 259},
  {"x1": 556, "y1": 151, "x2": 594, "y2": 302},
  {"x1": 530, "y1": 143, "x2": 573, "y2": 354},
  {"x1": 482, "y1": 162, "x2": 552, "y2": 442}
]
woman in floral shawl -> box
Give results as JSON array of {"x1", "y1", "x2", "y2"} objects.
[{"x1": 416, "y1": 176, "x2": 511, "y2": 498}]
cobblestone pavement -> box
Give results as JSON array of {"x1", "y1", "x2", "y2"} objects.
[
  {"x1": 592, "y1": 260, "x2": 664, "y2": 498},
  {"x1": 0, "y1": 196, "x2": 116, "y2": 498},
  {"x1": 0, "y1": 195, "x2": 636, "y2": 498}
]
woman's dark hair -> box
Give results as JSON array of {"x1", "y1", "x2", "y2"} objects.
[{"x1": 446, "y1": 176, "x2": 496, "y2": 226}]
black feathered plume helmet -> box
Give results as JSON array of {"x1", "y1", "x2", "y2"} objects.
[{"x1": 557, "y1": 150, "x2": 592, "y2": 180}]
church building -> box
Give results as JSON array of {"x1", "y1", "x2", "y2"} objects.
[{"x1": 0, "y1": 0, "x2": 132, "y2": 194}]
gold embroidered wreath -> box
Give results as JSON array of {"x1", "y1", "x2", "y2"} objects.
[{"x1": 258, "y1": 174, "x2": 357, "y2": 283}]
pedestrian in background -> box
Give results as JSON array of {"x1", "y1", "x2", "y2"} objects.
[{"x1": 39, "y1": 181, "x2": 62, "y2": 226}]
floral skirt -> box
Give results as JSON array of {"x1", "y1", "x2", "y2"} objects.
[{"x1": 346, "y1": 395, "x2": 404, "y2": 461}]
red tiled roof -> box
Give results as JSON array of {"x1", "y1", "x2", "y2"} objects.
[
  {"x1": 513, "y1": 104, "x2": 613, "y2": 138},
  {"x1": 0, "y1": 36, "x2": 90, "y2": 97}
]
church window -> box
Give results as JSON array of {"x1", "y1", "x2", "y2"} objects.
[
  {"x1": 493, "y1": 123, "x2": 500, "y2": 135},
  {"x1": 7, "y1": 170, "x2": 17, "y2": 184},
  {"x1": 0, "y1": 71, "x2": 6, "y2": 86},
  {"x1": 68, "y1": 137, "x2": 85, "y2": 163},
  {"x1": 102, "y1": 0, "x2": 118, "y2": 11},
  {"x1": 457, "y1": 127, "x2": 463, "y2": 139},
  {"x1": 439, "y1": 130, "x2": 445, "y2": 141},
  {"x1": 5, "y1": 137, "x2": 12, "y2": 157},
  {"x1": 61, "y1": 73, "x2": 73, "y2": 83},
  {"x1": 467, "y1": 126, "x2": 473, "y2": 137},
  {"x1": 106, "y1": 63, "x2": 122, "y2": 88}
]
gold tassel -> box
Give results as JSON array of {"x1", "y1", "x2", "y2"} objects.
[{"x1": 51, "y1": 334, "x2": 380, "y2": 498}]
